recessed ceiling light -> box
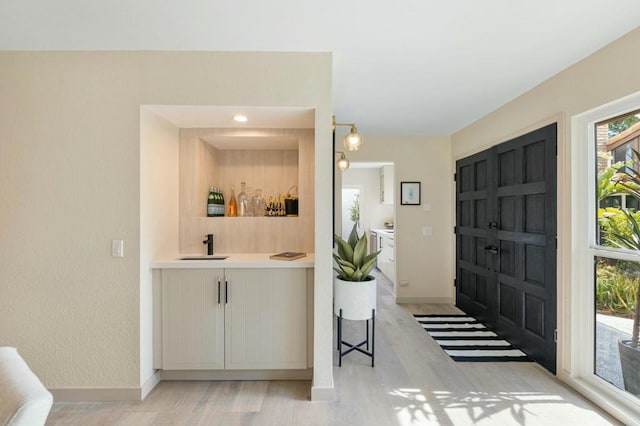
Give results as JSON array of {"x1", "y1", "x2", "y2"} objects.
[{"x1": 233, "y1": 115, "x2": 248, "y2": 122}]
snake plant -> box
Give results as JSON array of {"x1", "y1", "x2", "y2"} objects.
[{"x1": 333, "y1": 223, "x2": 380, "y2": 282}]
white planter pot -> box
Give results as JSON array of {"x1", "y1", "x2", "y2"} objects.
[{"x1": 334, "y1": 276, "x2": 377, "y2": 320}]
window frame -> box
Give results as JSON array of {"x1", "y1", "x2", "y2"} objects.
[{"x1": 569, "y1": 91, "x2": 640, "y2": 423}]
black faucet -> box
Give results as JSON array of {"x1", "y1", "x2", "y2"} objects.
[{"x1": 203, "y1": 234, "x2": 214, "y2": 255}]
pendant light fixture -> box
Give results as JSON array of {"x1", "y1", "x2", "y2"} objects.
[
  {"x1": 336, "y1": 151, "x2": 350, "y2": 171},
  {"x1": 333, "y1": 115, "x2": 364, "y2": 151}
]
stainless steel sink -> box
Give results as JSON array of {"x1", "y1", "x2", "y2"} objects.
[{"x1": 178, "y1": 255, "x2": 229, "y2": 260}]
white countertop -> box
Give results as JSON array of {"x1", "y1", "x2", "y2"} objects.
[
  {"x1": 151, "y1": 253, "x2": 315, "y2": 269},
  {"x1": 371, "y1": 228, "x2": 394, "y2": 238}
]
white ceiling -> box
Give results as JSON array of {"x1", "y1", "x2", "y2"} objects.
[{"x1": 3, "y1": 1, "x2": 640, "y2": 135}]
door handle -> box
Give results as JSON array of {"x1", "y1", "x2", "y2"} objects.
[
  {"x1": 485, "y1": 222, "x2": 498, "y2": 229},
  {"x1": 217, "y1": 278, "x2": 221, "y2": 304},
  {"x1": 484, "y1": 245, "x2": 499, "y2": 255},
  {"x1": 225, "y1": 277, "x2": 229, "y2": 304}
]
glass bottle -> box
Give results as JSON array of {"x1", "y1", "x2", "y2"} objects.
[
  {"x1": 207, "y1": 187, "x2": 216, "y2": 217},
  {"x1": 217, "y1": 187, "x2": 225, "y2": 217},
  {"x1": 228, "y1": 185, "x2": 238, "y2": 217},
  {"x1": 253, "y1": 189, "x2": 265, "y2": 217},
  {"x1": 213, "y1": 187, "x2": 220, "y2": 217},
  {"x1": 237, "y1": 182, "x2": 248, "y2": 217},
  {"x1": 245, "y1": 187, "x2": 254, "y2": 216}
]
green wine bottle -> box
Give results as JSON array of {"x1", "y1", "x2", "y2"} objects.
[
  {"x1": 207, "y1": 187, "x2": 216, "y2": 217},
  {"x1": 218, "y1": 187, "x2": 225, "y2": 217}
]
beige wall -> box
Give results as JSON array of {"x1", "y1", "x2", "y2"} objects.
[
  {"x1": 340, "y1": 136, "x2": 454, "y2": 302},
  {"x1": 451, "y1": 25, "x2": 640, "y2": 405},
  {"x1": 452, "y1": 28, "x2": 640, "y2": 159},
  {"x1": 140, "y1": 108, "x2": 179, "y2": 386},
  {"x1": 0, "y1": 51, "x2": 333, "y2": 397}
]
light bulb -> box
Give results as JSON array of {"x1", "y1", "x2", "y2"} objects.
[
  {"x1": 343, "y1": 129, "x2": 363, "y2": 151},
  {"x1": 336, "y1": 153, "x2": 350, "y2": 171}
]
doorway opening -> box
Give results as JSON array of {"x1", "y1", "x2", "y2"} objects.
[{"x1": 340, "y1": 162, "x2": 396, "y2": 293}]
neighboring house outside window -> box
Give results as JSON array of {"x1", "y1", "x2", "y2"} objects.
[
  {"x1": 607, "y1": 122, "x2": 640, "y2": 168},
  {"x1": 605, "y1": 122, "x2": 640, "y2": 211}
]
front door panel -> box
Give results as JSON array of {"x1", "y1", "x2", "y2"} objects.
[
  {"x1": 456, "y1": 148, "x2": 496, "y2": 324},
  {"x1": 455, "y1": 123, "x2": 557, "y2": 373}
]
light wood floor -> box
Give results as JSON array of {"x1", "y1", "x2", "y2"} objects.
[{"x1": 48, "y1": 271, "x2": 620, "y2": 425}]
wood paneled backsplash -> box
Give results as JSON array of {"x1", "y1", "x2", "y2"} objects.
[{"x1": 179, "y1": 128, "x2": 315, "y2": 254}]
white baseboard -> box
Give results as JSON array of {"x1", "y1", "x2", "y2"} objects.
[
  {"x1": 50, "y1": 387, "x2": 142, "y2": 402},
  {"x1": 50, "y1": 369, "x2": 310, "y2": 402},
  {"x1": 311, "y1": 385, "x2": 335, "y2": 401},
  {"x1": 51, "y1": 371, "x2": 161, "y2": 402},
  {"x1": 395, "y1": 296, "x2": 452, "y2": 304},
  {"x1": 160, "y1": 369, "x2": 312, "y2": 381}
]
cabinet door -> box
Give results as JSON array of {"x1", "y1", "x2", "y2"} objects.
[
  {"x1": 378, "y1": 236, "x2": 390, "y2": 277},
  {"x1": 385, "y1": 237, "x2": 395, "y2": 280},
  {"x1": 162, "y1": 269, "x2": 225, "y2": 370},
  {"x1": 378, "y1": 236, "x2": 395, "y2": 281},
  {"x1": 225, "y1": 268, "x2": 307, "y2": 370}
]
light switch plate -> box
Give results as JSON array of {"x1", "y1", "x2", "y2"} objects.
[
  {"x1": 423, "y1": 226, "x2": 433, "y2": 236},
  {"x1": 112, "y1": 240, "x2": 124, "y2": 257},
  {"x1": 423, "y1": 203, "x2": 432, "y2": 211}
]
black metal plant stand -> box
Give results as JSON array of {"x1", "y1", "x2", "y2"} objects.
[{"x1": 337, "y1": 308, "x2": 375, "y2": 367}]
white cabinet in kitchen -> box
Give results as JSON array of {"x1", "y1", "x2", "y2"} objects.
[
  {"x1": 377, "y1": 234, "x2": 395, "y2": 282},
  {"x1": 225, "y1": 268, "x2": 307, "y2": 369},
  {"x1": 162, "y1": 269, "x2": 224, "y2": 370},
  {"x1": 380, "y1": 165, "x2": 394, "y2": 204},
  {"x1": 160, "y1": 268, "x2": 307, "y2": 371}
]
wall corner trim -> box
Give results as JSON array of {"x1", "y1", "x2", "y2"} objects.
[
  {"x1": 311, "y1": 385, "x2": 335, "y2": 401},
  {"x1": 141, "y1": 371, "x2": 162, "y2": 400}
]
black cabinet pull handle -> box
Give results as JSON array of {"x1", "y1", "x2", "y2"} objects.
[
  {"x1": 217, "y1": 279, "x2": 221, "y2": 304},
  {"x1": 225, "y1": 279, "x2": 228, "y2": 304},
  {"x1": 484, "y1": 245, "x2": 499, "y2": 255}
]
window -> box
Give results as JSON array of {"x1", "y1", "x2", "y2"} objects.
[
  {"x1": 594, "y1": 111, "x2": 640, "y2": 398},
  {"x1": 570, "y1": 91, "x2": 640, "y2": 424}
]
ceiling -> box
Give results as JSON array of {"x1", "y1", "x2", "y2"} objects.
[{"x1": 3, "y1": 1, "x2": 640, "y2": 135}]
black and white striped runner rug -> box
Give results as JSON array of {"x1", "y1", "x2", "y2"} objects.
[{"x1": 414, "y1": 314, "x2": 532, "y2": 362}]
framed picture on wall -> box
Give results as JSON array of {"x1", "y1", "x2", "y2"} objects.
[{"x1": 400, "y1": 182, "x2": 421, "y2": 205}]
